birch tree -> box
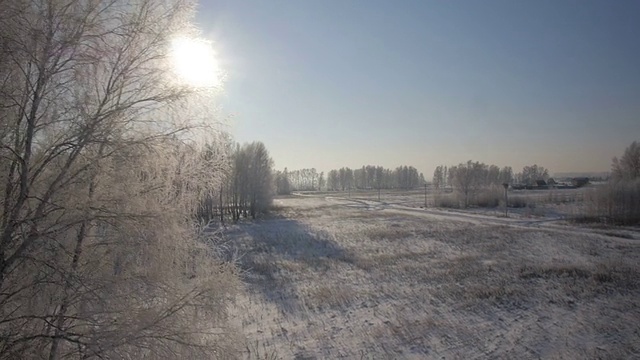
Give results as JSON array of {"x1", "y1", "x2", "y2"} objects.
[
  {"x1": 449, "y1": 161, "x2": 488, "y2": 208},
  {"x1": 229, "y1": 142, "x2": 273, "y2": 220},
  {"x1": 0, "y1": 0, "x2": 239, "y2": 358},
  {"x1": 612, "y1": 141, "x2": 640, "y2": 181},
  {"x1": 518, "y1": 164, "x2": 550, "y2": 186},
  {"x1": 433, "y1": 166, "x2": 444, "y2": 190}
]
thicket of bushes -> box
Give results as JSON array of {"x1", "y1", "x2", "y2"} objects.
[
  {"x1": 582, "y1": 180, "x2": 640, "y2": 225},
  {"x1": 432, "y1": 140, "x2": 640, "y2": 226},
  {"x1": 433, "y1": 186, "x2": 530, "y2": 209}
]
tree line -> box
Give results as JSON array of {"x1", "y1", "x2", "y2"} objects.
[
  {"x1": 433, "y1": 162, "x2": 550, "y2": 207},
  {"x1": 433, "y1": 163, "x2": 551, "y2": 190},
  {"x1": 588, "y1": 140, "x2": 640, "y2": 224},
  {"x1": 277, "y1": 168, "x2": 323, "y2": 192},
  {"x1": 275, "y1": 165, "x2": 425, "y2": 194}
]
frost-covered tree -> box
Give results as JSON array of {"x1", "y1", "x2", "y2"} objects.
[
  {"x1": 338, "y1": 167, "x2": 350, "y2": 191},
  {"x1": 0, "y1": 0, "x2": 240, "y2": 358},
  {"x1": 327, "y1": 170, "x2": 339, "y2": 191},
  {"x1": 612, "y1": 141, "x2": 640, "y2": 181},
  {"x1": 275, "y1": 168, "x2": 292, "y2": 195},
  {"x1": 229, "y1": 142, "x2": 274, "y2": 220},
  {"x1": 486, "y1": 165, "x2": 501, "y2": 186},
  {"x1": 499, "y1": 166, "x2": 514, "y2": 185},
  {"x1": 286, "y1": 168, "x2": 319, "y2": 191},
  {"x1": 517, "y1": 164, "x2": 550, "y2": 185},
  {"x1": 433, "y1": 165, "x2": 445, "y2": 189},
  {"x1": 394, "y1": 166, "x2": 420, "y2": 189},
  {"x1": 318, "y1": 171, "x2": 326, "y2": 191},
  {"x1": 449, "y1": 161, "x2": 488, "y2": 207},
  {"x1": 586, "y1": 141, "x2": 640, "y2": 225},
  {"x1": 344, "y1": 167, "x2": 354, "y2": 191}
]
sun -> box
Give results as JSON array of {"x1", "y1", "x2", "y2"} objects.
[{"x1": 170, "y1": 37, "x2": 221, "y2": 88}]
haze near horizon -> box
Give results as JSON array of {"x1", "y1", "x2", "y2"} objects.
[{"x1": 195, "y1": 1, "x2": 640, "y2": 176}]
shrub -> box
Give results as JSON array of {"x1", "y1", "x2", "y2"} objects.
[
  {"x1": 433, "y1": 193, "x2": 461, "y2": 209},
  {"x1": 473, "y1": 187, "x2": 502, "y2": 208},
  {"x1": 582, "y1": 180, "x2": 640, "y2": 225},
  {"x1": 545, "y1": 190, "x2": 579, "y2": 204},
  {"x1": 435, "y1": 187, "x2": 531, "y2": 209},
  {"x1": 508, "y1": 195, "x2": 529, "y2": 208}
]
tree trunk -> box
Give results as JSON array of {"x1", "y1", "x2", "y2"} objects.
[{"x1": 48, "y1": 144, "x2": 100, "y2": 360}]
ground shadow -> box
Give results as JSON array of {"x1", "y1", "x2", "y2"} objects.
[{"x1": 224, "y1": 218, "x2": 355, "y2": 315}]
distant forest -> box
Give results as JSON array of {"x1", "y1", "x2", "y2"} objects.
[
  {"x1": 274, "y1": 162, "x2": 554, "y2": 195},
  {"x1": 275, "y1": 166, "x2": 424, "y2": 193}
]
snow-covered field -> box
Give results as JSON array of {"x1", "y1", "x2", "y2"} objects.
[{"x1": 226, "y1": 193, "x2": 640, "y2": 359}]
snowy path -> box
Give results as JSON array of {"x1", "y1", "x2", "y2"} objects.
[{"x1": 323, "y1": 195, "x2": 639, "y2": 241}]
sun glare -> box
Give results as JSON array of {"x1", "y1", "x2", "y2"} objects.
[{"x1": 170, "y1": 37, "x2": 221, "y2": 88}]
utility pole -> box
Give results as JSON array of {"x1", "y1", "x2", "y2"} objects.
[
  {"x1": 502, "y1": 183, "x2": 509, "y2": 217},
  {"x1": 424, "y1": 182, "x2": 428, "y2": 208}
]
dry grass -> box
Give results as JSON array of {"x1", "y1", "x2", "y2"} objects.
[
  {"x1": 305, "y1": 283, "x2": 358, "y2": 310},
  {"x1": 519, "y1": 260, "x2": 638, "y2": 294},
  {"x1": 229, "y1": 195, "x2": 640, "y2": 359},
  {"x1": 581, "y1": 180, "x2": 640, "y2": 225},
  {"x1": 245, "y1": 341, "x2": 279, "y2": 360}
]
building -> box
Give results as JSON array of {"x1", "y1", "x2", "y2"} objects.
[{"x1": 571, "y1": 177, "x2": 589, "y2": 187}]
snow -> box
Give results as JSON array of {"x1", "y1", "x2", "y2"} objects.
[{"x1": 226, "y1": 193, "x2": 640, "y2": 359}]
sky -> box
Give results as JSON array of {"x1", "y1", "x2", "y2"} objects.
[{"x1": 195, "y1": 0, "x2": 640, "y2": 177}]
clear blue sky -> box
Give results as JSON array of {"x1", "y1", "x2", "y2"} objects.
[{"x1": 195, "y1": 0, "x2": 639, "y2": 176}]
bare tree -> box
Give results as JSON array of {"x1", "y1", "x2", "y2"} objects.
[
  {"x1": 329, "y1": 165, "x2": 420, "y2": 191},
  {"x1": 518, "y1": 164, "x2": 549, "y2": 186},
  {"x1": 585, "y1": 141, "x2": 640, "y2": 225},
  {"x1": 229, "y1": 142, "x2": 274, "y2": 220},
  {"x1": 612, "y1": 140, "x2": 640, "y2": 181},
  {"x1": 449, "y1": 161, "x2": 488, "y2": 208},
  {"x1": 344, "y1": 167, "x2": 354, "y2": 192},
  {"x1": 338, "y1": 167, "x2": 351, "y2": 191},
  {"x1": 486, "y1": 165, "x2": 500, "y2": 186},
  {"x1": 286, "y1": 168, "x2": 318, "y2": 191},
  {"x1": 433, "y1": 165, "x2": 444, "y2": 190},
  {"x1": 393, "y1": 166, "x2": 420, "y2": 189},
  {"x1": 275, "y1": 168, "x2": 292, "y2": 195},
  {"x1": 318, "y1": 171, "x2": 325, "y2": 191},
  {"x1": 327, "y1": 170, "x2": 339, "y2": 191},
  {"x1": 499, "y1": 166, "x2": 513, "y2": 185},
  {"x1": 0, "y1": 0, "x2": 239, "y2": 358},
  {"x1": 247, "y1": 142, "x2": 274, "y2": 218}
]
